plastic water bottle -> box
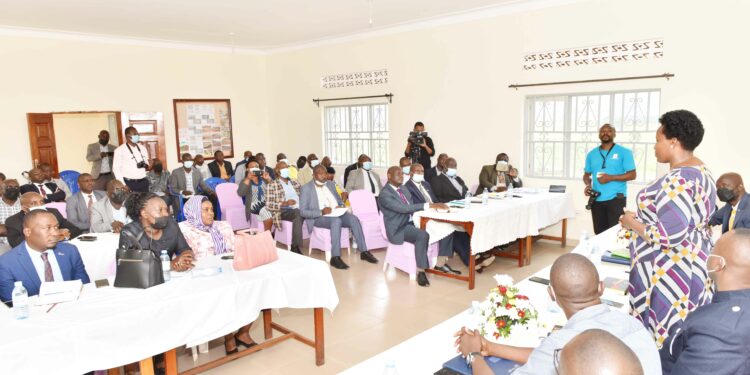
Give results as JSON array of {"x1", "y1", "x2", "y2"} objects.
[
  {"x1": 382, "y1": 359, "x2": 400, "y2": 375},
  {"x1": 482, "y1": 188, "x2": 489, "y2": 205},
  {"x1": 579, "y1": 231, "x2": 590, "y2": 254},
  {"x1": 12, "y1": 281, "x2": 29, "y2": 320},
  {"x1": 464, "y1": 191, "x2": 472, "y2": 208},
  {"x1": 160, "y1": 250, "x2": 171, "y2": 282},
  {"x1": 507, "y1": 184, "x2": 514, "y2": 197}
]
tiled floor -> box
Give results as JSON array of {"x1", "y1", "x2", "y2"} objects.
[{"x1": 176, "y1": 240, "x2": 572, "y2": 374}]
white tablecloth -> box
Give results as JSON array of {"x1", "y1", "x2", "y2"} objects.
[
  {"x1": 414, "y1": 191, "x2": 576, "y2": 253},
  {"x1": 341, "y1": 225, "x2": 625, "y2": 374},
  {"x1": 69, "y1": 232, "x2": 120, "y2": 281},
  {"x1": 0, "y1": 250, "x2": 339, "y2": 375}
]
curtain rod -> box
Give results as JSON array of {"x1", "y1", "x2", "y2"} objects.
[
  {"x1": 508, "y1": 73, "x2": 674, "y2": 89},
  {"x1": 312, "y1": 93, "x2": 393, "y2": 107}
]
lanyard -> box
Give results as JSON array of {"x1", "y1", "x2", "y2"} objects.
[
  {"x1": 599, "y1": 144, "x2": 615, "y2": 169},
  {"x1": 126, "y1": 143, "x2": 146, "y2": 163}
]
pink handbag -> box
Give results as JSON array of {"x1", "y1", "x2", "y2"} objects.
[{"x1": 233, "y1": 229, "x2": 279, "y2": 271}]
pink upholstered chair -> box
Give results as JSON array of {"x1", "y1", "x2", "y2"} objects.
[
  {"x1": 249, "y1": 214, "x2": 267, "y2": 231},
  {"x1": 45, "y1": 202, "x2": 67, "y2": 218},
  {"x1": 308, "y1": 227, "x2": 351, "y2": 261},
  {"x1": 274, "y1": 218, "x2": 310, "y2": 248},
  {"x1": 215, "y1": 183, "x2": 250, "y2": 231},
  {"x1": 378, "y1": 212, "x2": 439, "y2": 281},
  {"x1": 348, "y1": 190, "x2": 389, "y2": 250}
]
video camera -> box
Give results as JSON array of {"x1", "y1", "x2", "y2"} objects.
[
  {"x1": 408, "y1": 131, "x2": 428, "y2": 146},
  {"x1": 585, "y1": 189, "x2": 601, "y2": 210}
]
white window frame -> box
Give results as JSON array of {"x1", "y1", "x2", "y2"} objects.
[{"x1": 322, "y1": 103, "x2": 389, "y2": 167}]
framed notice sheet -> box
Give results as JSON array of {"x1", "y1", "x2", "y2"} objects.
[{"x1": 173, "y1": 99, "x2": 234, "y2": 160}]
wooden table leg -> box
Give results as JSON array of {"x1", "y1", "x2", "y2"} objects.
[
  {"x1": 107, "y1": 368, "x2": 120, "y2": 375},
  {"x1": 314, "y1": 307, "x2": 325, "y2": 366},
  {"x1": 139, "y1": 357, "x2": 155, "y2": 375},
  {"x1": 517, "y1": 239, "x2": 524, "y2": 267},
  {"x1": 468, "y1": 250, "x2": 476, "y2": 290},
  {"x1": 525, "y1": 236, "x2": 532, "y2": 266},
  {"x1": 164, "y1": 348, "x2": 178, "y2": 375},
  {"x1": 561, "y1": 219, "x2": 568, "y2": 247},
  {"x1": 263, "y1": 309, "x2": 273, "y2": 340}
]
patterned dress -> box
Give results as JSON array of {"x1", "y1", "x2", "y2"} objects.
[{"x1": 628, "y1": 165, "x2": 716, "y2": 348}]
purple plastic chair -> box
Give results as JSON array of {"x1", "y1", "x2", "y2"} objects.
[
  {"x1": 45, "y1": 202, "x2": 67, "y2": 218},
  {"x1": 308, "y1": 227, "x2": 351, "y2": 261},
  {"x1": 348, "y1": 190, "x2": 389, "y2": 250},
  {"x1": 215, "y1": 183, "x2": 249, "y2": 231},
  {"x1": 274, "y1": 217, "x2": 310, "y2": 249},
  {"x1": 249, "y1": 214, "x2": 267, "y2": 231},
  {"x1": 378, "y1": 212, "x2": 439, "y2": 281}
]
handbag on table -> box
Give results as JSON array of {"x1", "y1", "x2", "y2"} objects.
[
  {"x1": 113, "y1": 230, "x2": 165, "y2": 289},
  {"x1": 233, "y1": 229, "x2": 278, "y2": 271}
]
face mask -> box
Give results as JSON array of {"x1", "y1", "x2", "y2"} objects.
[
  {"x1": 362, "y1": 161, "x2": 373, "y2": 171},
  {"x1": 412, "y1": 174, "x2": 424, "y2": 183},
  {"x1": 152, "y1": 164, "x2": 163, "y2": 173},
  {"x1": 315, "y1": 179, "x2": 326, "y2": 186},
  {"x1": 183, "y1": 161, "x2": 194, "y2": 169},
  {"x1": 152, "y1": 215, "x2": 170, "y2": 230},
  {"x1": 496, "y1": 161, "x2": 509, "y2": 172},
  {"x1": 279, "y1": 168, "x2": 290, "y2": 179},
  {"x1": 111, "y1": 190, "x2": 129, "y2": 205},
  {"x1": 310, "y1": 160, "x2": 320, "y2": 168},
  {"x1": 130, "y1": 134, "x2": 140, "y2": 143},
  {"x1": 3, "y1": 187, "x2": 20, "y2": 200},
  {"x1": 402, "y1": 166, "x2": 411, "y2": 174},
  {"x1": 99, "y1": 139, "x2": 109, "y2": 146},
  {"x1": 29, "y1": 205, "x2": 47, "y2": 211},
  {"x1": 717, "y1": 188, "x2": 736, "y2": 203},
  {"x1": 280, "y1": 158, "x2": 289, "y2": 165},
  {"x1": 446, "y1": 168, "x2": 457, "y2": 177}
]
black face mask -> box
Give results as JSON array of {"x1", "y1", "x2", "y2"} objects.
[
  {"x1": 717, "y1": 188, "x2": 737, "y2": 203},
  {"x1": 3, "y1": 187, "x2": 20, "y2": 200},
  {"x1": 111, "y1": 190, "x2": 129, "y2": 205},
  {"x1": 152, "y1": 215, "x2": 170, "y2": 230},
  {"x1": 152, "y1": 164, "x2": 163, "y2": 173},
  {"x1": 99, "y1": 139, "x2": 109, "y2": 145}
]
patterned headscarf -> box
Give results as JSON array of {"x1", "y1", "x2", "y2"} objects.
[{"x1": 183, "y1": 195, "x2": 227, "y2": 254}]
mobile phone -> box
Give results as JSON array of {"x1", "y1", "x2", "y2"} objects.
[
  {"x1": 221, "y1": 255, "x2": 234, "y2": 260},
  {"x1": 529, "y1": 276, "x2": 550, "y2": 285},
  {"x1": 95, "y1": 279, "x2": 110, "y2": 288},
  {"x1": 78, "y1": 235, "x2": 97, "y2": 242}
]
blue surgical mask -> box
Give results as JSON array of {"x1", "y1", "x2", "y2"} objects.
[
  {"x1": 402, "y1": 166, "x2": 411, "y2": 174},
  {"x1": 183, "y1": 161, "x2": 194, "y2": 169},
  {"x1": 279, "y1": 168, "x2": 290, "y2": 179},
  {"x1": 310, "y1": 160, "x2": 320, "y2": 168},
  {"x1": 446, "y1": 168, "x2": 457, "y2": 177},
  {"x1": 130, "y1": 134, "x2": 140, "y2": 143},
  {"x1": 362, "y1": 161, "x2": 373, "y2": 171}
]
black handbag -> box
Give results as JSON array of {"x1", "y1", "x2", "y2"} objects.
[{"x1": 113, "y1": 230, "x2": 165, "y2": 289}]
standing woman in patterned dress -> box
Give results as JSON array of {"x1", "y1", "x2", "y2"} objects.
[{"x1": 619, "y1": 110, "x2": 716, "y2": 348}]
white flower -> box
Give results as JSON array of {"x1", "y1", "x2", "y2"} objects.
[{"x1": 494, "y1": 274, "x2": 514, "y2": 286}]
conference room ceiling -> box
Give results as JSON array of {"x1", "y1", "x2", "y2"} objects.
[{"x1": 0, "y1": 0, "x2": 536, "y2": 50}]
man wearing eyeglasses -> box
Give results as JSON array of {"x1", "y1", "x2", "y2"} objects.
[{"x1": 583, "y1": 124, "x2": 636, "y2": 234}]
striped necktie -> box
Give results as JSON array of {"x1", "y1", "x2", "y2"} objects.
[{"x1": 40, "y1": 252, "x2": 54, "y2": 282}]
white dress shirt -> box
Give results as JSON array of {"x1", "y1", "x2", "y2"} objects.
[
  {"x1": 185, "y1": 170, "x2": 195, "y2": 193},
  {"x1": 110, "y1": 204, "x2": 131, "y2": 225},
  {"x1": 35, "y1": 183, "x2": 53, "y2": 196},
  {"x1": 362, "y1": 170, "x2": 381, "y2": 196},
  {"x1": 26, "y1": 244, "x2": 64, "y2": 282},
  {"x1": 196, "y1": 163, "x2": 211, "y2": 181},
  {"x1": 315, "y1": 183, "x2": 340, "y2": 210},
  {"x1": 81, "y1": 192, "x2": 98, "y2": 205},
  {"x1": 112, "y1": 143, "x2": 149, "y2": 181},
  {"x1": 99, "y1": 144, "x2": 112, "y2": 174}
]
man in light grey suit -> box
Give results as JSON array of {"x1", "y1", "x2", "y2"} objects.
[
  {"x1": 66, "y1": 173, "x2": 106, "y2": 231},
  {"x1": 300, "y1": 165, "x2": 378, "y2": 270},
  {"x1": 90, "y1": 179, "x2": 131, "y2": 233},
  {"x1": 378, "y1": 166, "x2": 452, "y2": 287},
  {"x1": 345, "y1": 154, "x2": 383, "y2": 196},
  {"x1": 168, "y1": 153, "x2": 217, "y2": 217},
  {"x1": 86, "y1": 130, "x2": 117, "y2": 191}
]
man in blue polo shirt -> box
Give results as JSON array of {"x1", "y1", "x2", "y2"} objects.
[{"x1": 583, "y1": 124, "x2": 636, "y2": 234}]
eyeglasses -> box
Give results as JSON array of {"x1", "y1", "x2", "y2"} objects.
[{"x1": 553, "y1": 348, "x2": 562, "y2": 374}]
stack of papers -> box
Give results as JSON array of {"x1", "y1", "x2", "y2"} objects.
[
  {"x1": 37, "y1": 280, "x2": 83, "y2": 305},
  {"x1": 324, "y1": 207, "x2": 348, "y2": 217}
]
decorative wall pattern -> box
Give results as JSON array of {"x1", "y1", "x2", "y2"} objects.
[
  {"x1": 320, "y1": 68, "x2": 388, "y2": 88},
  {"x1": 523, "y1": 38, "x2": 664, "y2": 70}
]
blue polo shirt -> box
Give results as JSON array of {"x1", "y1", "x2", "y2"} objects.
[{"x1": 584, "y1": 144, "x2": 635, "y2": 202}]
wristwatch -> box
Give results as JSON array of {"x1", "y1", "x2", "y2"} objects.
[{"x1": 466, "y1": 352, "x2": 482, "y2": 368}]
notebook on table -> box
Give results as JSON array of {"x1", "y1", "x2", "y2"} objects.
[
  {"x1": 602, "y1": 251, "x2": 630, "y2": 266},
  {"x1": 438, "y1": 354, "x2": 519, "y2": 375}
]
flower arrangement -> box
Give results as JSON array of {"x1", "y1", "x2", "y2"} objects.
[{"x1": 474, "y1": 275, "x2": 540, "y2": 343}]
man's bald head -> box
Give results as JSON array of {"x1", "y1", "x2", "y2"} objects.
[
  {"x1": 549, "y1": 254, "x2": 602, "y2": 317},
  {"x1": 20, "y1": 192, "x2": 45, "y2": 212},
  {"x1": 709, "y1": 228, "x2": 750, "y2": 291},
  {"x1": 557, "y1": 329, "x2": 643, "y2": 375},
  {"x1": 387, "y1": 166, "x2": 404, "y2": 186}
]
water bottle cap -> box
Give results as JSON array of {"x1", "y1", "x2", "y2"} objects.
[
  {"x1": 161, "y1": 250, "x2": 168, "y2": 254},
  {"x1": 14, "y1": 281, "x2": 22, "y2": 286}
]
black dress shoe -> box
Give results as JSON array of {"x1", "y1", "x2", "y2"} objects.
[
  {"x1": 290, "y1": 246, "x2": 302, "y2": 254},
  {"x1": 417, "y1": 271, "x2": 430, "y2": 287},
  {"x1": 360, "y1": 251, "x2": 378, "y2": 264},
  {"x1": 330, "y1": 256, "x2": 350, "y2": 269},
  {"x1": 434, "y1": 264, "x2": 462, "y2": 275}
]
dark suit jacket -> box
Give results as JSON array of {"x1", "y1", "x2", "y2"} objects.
[
  {"x1": 404, "y1": 179, "x2": 438, "y2": 204},
  {"x1": 0, "y1": 241, "x2": 91, "y2": 304},
  {"x1": 207, "y1": 160, "x2": 234, "y2": 180},
  {"x1": 431, "y1": 174, "x2": 468, "y2": 203},
  {"x1": 378, "y1": 184, "x2": 424, "y2": 245},
  {"x1": 343, "y1": 163, "x2": 359, "y2": 187},
  {"x1": 659, "y1": 289, "x2": 750, "y2": 375},
  {"x1": 299, "y1": 181, "x2": 345, "y2": 232},
  {"x1": 424, "y1": 166, "x2": 441, "y2": 185},
  {"x1": 476, "y1": 164, "x2": 523, "y2": 195},
  {"x1": 709, "y1": 193, "x2": 750, "y2": 233},
  {"x1": 5, "y1": 208, "x2": 83, "y2": 248},
  {"x1": 264, "y1": 166, "x2": 276, "y2": 180},
  {"x1": 20, "y1": 182, "x2": 66, "y2": 203},
  {"x1": 404, "y1": 135, "x2": 435, "y2": 170}
]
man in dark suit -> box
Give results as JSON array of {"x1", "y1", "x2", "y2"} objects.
[
  {"x1": 425, "y1": 153, "x2": 448, "y2": 184},
  {"x1": 65, "y1": 173, "x2": 106, "y2": 231},
  {"x1": 476, "y1": 153, "x2": 523, "y2": 195},
  {"x1": 6, "y1": 192, "x2": 82, "y2": 248},
  {"x1": 86, "y1": 130, "x2": 117, "y2": 191},
  {"x1": 343, "y1": 153, "x2": 366, "y2": 187},
  {"x1": 431, "y1": 157, "x2": 469, "y2": 203},
  {"x1": 255, "y1": 153, "x2": 276, "y2": 180},
  {"x1": 0, "y1": 209, "x2": 90, "y2": 304},
  {"x1": 710, "y1": 172, "x2": 750, "y2": 233},
  {"x1": 208, "y1": 150, "x2": 234, "y2": 180},
  {"x1": 378, "y1": 166, "x2": 456, "y2": 287},
  {"x1": 659, "y1": 229, "x2": 750, "y2": 374},
  {"x1": 20, "y1": 168, "x2": 66, "y2": 203}
]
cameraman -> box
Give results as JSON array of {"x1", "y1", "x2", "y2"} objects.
[
  {"x1": 404, "y1": 122, "x2": 435, "y2": 170},
  {"x1": 113, "y1": 126, "x2": 151, "y2": 192},
  {"x1": 583, "y1": 124, "x2": 636, "y2": 234}
]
